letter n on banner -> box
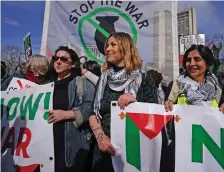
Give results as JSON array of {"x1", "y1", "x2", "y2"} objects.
[{"x1": 192, "y1": 125, "x2": 224, "y2": 169}]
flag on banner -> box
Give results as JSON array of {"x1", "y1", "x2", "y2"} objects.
[
  {"x1": 40, "y1": 1, "x2": 179, "y2": 81},
  {"x1": 111, "y1": 102, "x2": 174, "y2": 172},
  {"x1": 111, "y1": 102, "x2": 224, "y2": 172}
]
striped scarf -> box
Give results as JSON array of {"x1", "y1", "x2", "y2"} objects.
[{"x1": 94, "y1": 67, "x2": 142, "y2": 119}]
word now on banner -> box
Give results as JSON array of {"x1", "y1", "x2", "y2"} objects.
[
  {"x1": 111, "y1": 102, "x2": 224, "y2": 172},
  {"x1": 1, "y1": 83, "x2": 55, "y2": 172}
]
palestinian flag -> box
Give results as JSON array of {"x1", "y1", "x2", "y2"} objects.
[{"x1": 111, "y1": 103, "x2": 176, "y2": 172}]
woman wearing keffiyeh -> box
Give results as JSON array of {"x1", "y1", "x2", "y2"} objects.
[
  {"x1": 161, "y1": 44, "x2": 224, "y2": 172},
  {"x1": 165, "y1": 44, "x2": 224, "y2": 112},
  {"x1": 89, "y1": 32, "x2": 158, "y2": 172}
]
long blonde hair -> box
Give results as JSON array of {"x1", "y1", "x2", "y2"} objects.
[{"x1": 102, "y1": 32, "x2": 142, "y2": 73}]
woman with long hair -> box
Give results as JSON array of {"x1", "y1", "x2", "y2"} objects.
[
  {"x1": 47, "y1": 46, "x2": 95, "y2": 172},
  {"x1": 89, "y1": 32, "x2": 158, "y2": 172}
]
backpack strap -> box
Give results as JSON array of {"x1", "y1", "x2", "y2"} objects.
[
  {"x1": 75, "y1": 76, "x2": 84, "y2": 103},
  {"x1": 75, "y1": 76, "x2": 94, "y2": 142}
]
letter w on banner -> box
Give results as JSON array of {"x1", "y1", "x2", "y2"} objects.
[{"x1": 111, "y1": 102, "x2": 224, "y2": 172}]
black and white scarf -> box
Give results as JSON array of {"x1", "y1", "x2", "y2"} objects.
[
  {"x1": 94, "y1": 67, "x2": 142, "y2": 119},
  {"x1": 177, "y1": 72, "x2": 219, "y2": 105}
]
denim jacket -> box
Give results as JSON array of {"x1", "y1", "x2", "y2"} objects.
[{"x1": 65, "y1": 76, "x2": 95, "y2": 167}]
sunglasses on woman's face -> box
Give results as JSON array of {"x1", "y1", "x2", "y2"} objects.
[{"x1": 52, "y1": 56, "x2": 69, "y2": 63}]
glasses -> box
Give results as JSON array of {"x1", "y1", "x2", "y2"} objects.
[{"x1": 52, "y1": 56, "x2": 69, "y2": 63}]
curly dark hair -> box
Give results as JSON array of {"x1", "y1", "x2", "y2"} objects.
[
  {"x1": 48, "y1": 46, "x2": 81, "y2": 81},
  {"x1": 55, "y1": 46, "x2": 80, "y2": 65}
]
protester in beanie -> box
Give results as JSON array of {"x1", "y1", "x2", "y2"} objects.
[
  {"x1": 47, "y1": 46, "x2": 95, "y2": 172},
  {"x1": 165, "y1": 44, "x2": 224, "y2": 112},
  {"x1": 1, "y1": 55, "x2": 49, "y2": 90},
  {"x1": 89, "y1": 32, "x2": 158, "y2": 172}
]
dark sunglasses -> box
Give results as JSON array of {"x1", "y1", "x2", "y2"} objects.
[{"x1": 52, "y1": 56, "x2": 69, "y2": 62}]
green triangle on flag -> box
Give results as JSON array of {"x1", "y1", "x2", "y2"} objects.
[{"x1": 125, "y1": 113, "x2": 173, "y2": 171}]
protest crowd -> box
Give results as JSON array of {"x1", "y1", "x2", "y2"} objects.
[{"x1": 1, "y1": 32, "x2": 224, "y2": 172}]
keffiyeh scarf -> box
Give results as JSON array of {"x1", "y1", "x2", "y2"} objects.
[
  {"x1": 94, "y1": 67, "x2": 142, "y2": 119},
  {"x1": 177, "y1": 72, "x2": 219, "y2": 105}
]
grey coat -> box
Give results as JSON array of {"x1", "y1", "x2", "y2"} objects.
[
  {"x1": 65, "y1": 76, "x2": 95, "y2": 167},
  {"x1": 1, "y1": 71, "x2": 25, "y2": 91}
]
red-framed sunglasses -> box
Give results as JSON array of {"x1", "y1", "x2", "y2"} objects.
[{"x1": 52, "y1": 56, "x2": 69, "y2": 63}]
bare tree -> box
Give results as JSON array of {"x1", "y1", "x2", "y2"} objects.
[{"x1": 1, "y1": 45, "x2": 26, "y2": 75}]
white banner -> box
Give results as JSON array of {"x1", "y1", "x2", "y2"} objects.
[
  {"x1": 111, "y1": 102, "x2": 224, "y2": 172},
  {"x1": 6, "y1": 77, "x2": 38, "y2": 92},
  {"x1": 1, "y1": 83, "x2": 55, "y2": 172},
  {"x1": 174, "y1": 105, "x2": 224, "y2": 172},
  {"x1": 179, "y1": 34, "x2": 205, "y2": 55},
  {"x1": 41, "y1": 1, "x2": 179, "y2": 81}
]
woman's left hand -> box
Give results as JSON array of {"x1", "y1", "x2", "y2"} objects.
[
  {"x1": 118, "y1": 93, "x2": 136, "y2": 109},
  {"x1": 219, "y1": 103, "x2": 224, "y2": 113},
  {"x1": 48, "y1": 110, "x2": 66, "y2": 123}
]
